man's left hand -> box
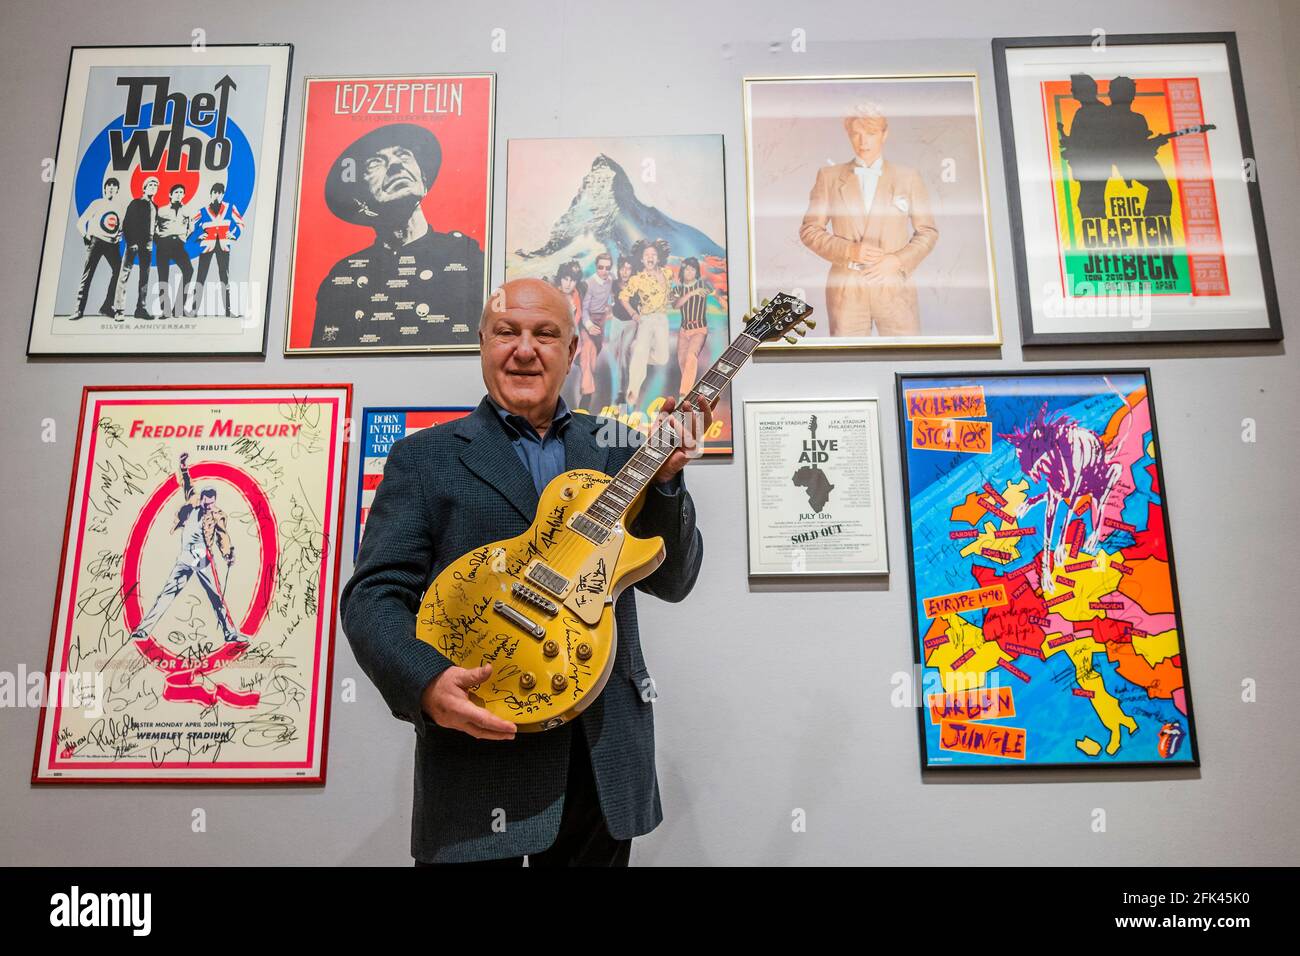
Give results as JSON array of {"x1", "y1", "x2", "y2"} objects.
[
  {"x1": 651, "y1": 396, "x2": 712, "y2": 484},
  {"x1": 865, "y1": 253, "x2": 904, "y2": 280}
]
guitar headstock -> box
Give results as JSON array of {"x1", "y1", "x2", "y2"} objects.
[{"x1": 743, "y1": 292, "x2": 816, "y2": 344}]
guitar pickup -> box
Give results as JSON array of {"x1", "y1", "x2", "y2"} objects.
[
  {"x1": 526, "y1": 562, "x2": 570, "y2": 597},
  {"x1": 511, "y1": 582, "x2": 558, "y2": 616},
  {"x1": 568, "y1": 512, "x2": 612, "y2": 545}
]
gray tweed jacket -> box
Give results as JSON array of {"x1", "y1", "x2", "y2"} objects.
[{"x1": 340, "y1": 396, "x2": 703, "y2": 862}]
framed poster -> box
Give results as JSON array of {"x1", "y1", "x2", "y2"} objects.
[
  {"x1": 505, "y1": 134, "x2": 734, "y2": 453},
  {"x1": 744, "y1": 399, "x2": 889, "y2": 576},
  {"x1": 993, "y1": 33, "x2": 1282, "y2": 344},
  {"x1": 28, "y1": 44, "x2": 293, "y2": 356},
  {"x1": 896, "y1": 370, "x2": 1199, "y2": 769},
  {"x1": 743, "y1": 74, "x2": 1001, "y2": 349},
  {"x1": 354, "y1": 405, "x2": 472, "y2": 557},
  {"x1": 33, "y1": 384, "x2": 352, "y2": 784},
  {"x1": 285, "y1": 74, "x2": 494, "y2": 353}
]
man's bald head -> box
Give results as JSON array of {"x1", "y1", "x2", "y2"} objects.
[{"x1": 480, "y1": 277, "x2": 575, "y2": 341}]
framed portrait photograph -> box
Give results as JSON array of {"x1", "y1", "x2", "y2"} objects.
[
  {"x1": 743, "y1": 74, "x2": 1001, "y2": 349},
  {"x1": 744, "y1": 399, "x2": 889, "y2": 576},
  {"x1": 993, "y1": 33, "x2": 1282, "y2": 344},
  {"x1": 896, "y1": 370, "x2": 1199, "y2": 770},
  {"x1": 505, "y1": 134, "x2": 734, "y2": 453},
  {"x1": 32, "y1": 384, "x2": 352, "y2": 784},
  {"x1": 28, "y1": 44, "x2": 293, "y2": 356},
  {"x1": 285, "y1": 74, "x2": 494, "y2": 354},
  {"x1": 354, "y1": 405, "x2": 472, "y2": 558}
]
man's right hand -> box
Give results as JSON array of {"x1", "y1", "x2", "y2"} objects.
[{"x1": 422, "y1": 664, "x2": 518, "y2": 740}]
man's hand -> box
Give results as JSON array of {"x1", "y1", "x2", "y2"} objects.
[
  {"x1": 422, "y1": 664, "x2": 517, "y2": 740},
  {"x1": 865, "y1": 253, "x2": 903, "y2": 280},
  {"x1": 851, "y1": 241, "x2": 882, "y2": 264},
  {"x1": 651, "y1": 396, "x2": 712, "y2": 484}
]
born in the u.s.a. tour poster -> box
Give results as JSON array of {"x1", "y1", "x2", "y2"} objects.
[
  {"x1": 994, "y1": 34, "x2": 1281, "y2": 343},
  {"x1": 285, "y1": 74, "x2": 493, "y2": 353},
  {"x1": 28, "y1": 45, "x2": 293, "y2": 356},
  {"x1": 32, "y1": 385, "x2": 351, "y2": 784}
]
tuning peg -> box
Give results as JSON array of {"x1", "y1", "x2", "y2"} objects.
[
  {"x1": 795, "y1": 325, "x2": 807, "y2": 336},
  {"x1": 761, "y1": 297, "x2": 770, "y2": 307},
  {"x1": 803, "y1": 317, "x2": 817, "y2": 329},
  {"x1": 783, "y1": 333, "x2": 798, "y2": 344}
]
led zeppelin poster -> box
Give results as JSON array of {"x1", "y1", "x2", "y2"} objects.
[
  {"x1": 285, "y1": 74, "x2": 493, "y2": 354},
  {"x1": 28, "y1": 45, "x2": 292, "y2": 356},
  {"x1": 896, "y1": 371, "x2": 1199, "y2": 769},
  {"x1": 354, "y1": 406, "x2": 471, "y2": 557},
  {"x1": 993, "y1": 33, "x2": 1281, "y2": 344},
  {"x1": 33, "y1": 385, "x2": 351, "y2": 783}
]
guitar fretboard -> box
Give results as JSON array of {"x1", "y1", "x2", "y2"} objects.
[{"x1": 584, "y1": 331, "x2": 763, "y2": 528}]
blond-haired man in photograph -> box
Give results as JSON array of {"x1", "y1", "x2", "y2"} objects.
[{"x1": 799, "y1": 102, "x2": 939, "y2": 337}]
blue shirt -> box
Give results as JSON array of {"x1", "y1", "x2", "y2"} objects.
[
  {"x1": 487, "y1": 395, "x2": 682, "y2": 498},
  {"x1": 488, "y1": 394, "x2": 573, "y2": 494}
]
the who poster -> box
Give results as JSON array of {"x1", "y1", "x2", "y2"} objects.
[
  {"x1": 896, "y1": 371, "x2": 1199, "y2": 769},
  {"x1": 353, "y1": 406, "x2": 471, "y2": 557},
  {"x1": 994, "y1": 34, "x2": 1281, "y2": 344},
  {"x1": 33, "y1": 385, "x2": 351, "y2": 783},
  {"x1": 285, "y1": 74, "x2": 494, "y2": 354},
  {"x1": 505, "y1": 135, "x2": 733, "y2": 453},
  {"x1": 28, "y1": 45, "x2": 293, "y2": 356}
]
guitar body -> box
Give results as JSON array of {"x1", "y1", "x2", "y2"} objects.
[{"x1": 415, "y1": 468, "x2": 665, "y2": 732}]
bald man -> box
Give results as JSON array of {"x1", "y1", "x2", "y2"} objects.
[{"x1": 341, "y1": 278, "x2": 707, "y2": 866}]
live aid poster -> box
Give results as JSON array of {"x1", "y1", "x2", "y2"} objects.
[
  {"x1": 354, "y1": 406, "x2": 471, "y2": 557},
  {"x1": 505, "y1": 135, "x2": 733, "y2": 453},
  {"x1": 28, "y1": 45, "x2": 292, "y2": 355},
  {"x1": 896, "y1": 371, "x2": 1199, "y2": 769},
  {"x1": 285, "y1": 74, "x2": 493, "y2": 353},
  {"x1": 998, "y1": 38, "x2": 1278, "y2": 341},
  {"x1": 33, "y1": 385, "x2": 351, "y2": 783}
]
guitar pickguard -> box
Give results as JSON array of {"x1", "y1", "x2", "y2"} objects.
[{"x1": 565, "y1": 525, "x2": 625, "y2": 625}]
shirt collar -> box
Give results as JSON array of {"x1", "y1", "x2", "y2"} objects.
[
  {"x1": 487, "y1": 394, "x2": 573, "y2": 441},
  {"x1": 853, "y1": 156, "x2": 884, "y2": 173}
]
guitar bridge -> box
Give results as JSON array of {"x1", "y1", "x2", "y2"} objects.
[
  {"x1": 492, "y1": 601, "x2": 545, "y2": 639},
  {"x1": 511, "y1": 582, "x2": 558, "y2": 616}
]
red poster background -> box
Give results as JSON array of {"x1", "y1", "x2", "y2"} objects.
[{"x1": 286, "y1": 75, "x2": 493, "y2": 350}]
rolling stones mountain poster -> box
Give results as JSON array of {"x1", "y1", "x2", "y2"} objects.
[
  {"x1": 33, "y1": 384, "x2": 351, "y2": 784},
  {"x1": 896, "y1": 370, "x2": 1199, "y2": 769},
  {"x1": 284, "y1": 74, "x2": 494, "y2": 354},
  {"x1": 504, "y1": 135, "x2": 733, "y2": 453},
  {"x1": 28, "y1": 45, "x2": 292, "y2": 356},
  {"x1": 993, "y1": 33, "x2": 1281, "y2": 344}
]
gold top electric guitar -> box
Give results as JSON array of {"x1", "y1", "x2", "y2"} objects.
[{"x1": 415, "y1": 293, "x2": 814, "y2": 731}]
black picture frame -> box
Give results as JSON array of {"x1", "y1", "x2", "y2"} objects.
[
  {"x1": 27, "y1": 43, "x2": 294, "y2": 358},
  {"x1": 992, "y1": 32, "x2": 1282, "y2": 346},
  {"x1": 895, "y1": 369, "x2": 1201, "y2": 771}
]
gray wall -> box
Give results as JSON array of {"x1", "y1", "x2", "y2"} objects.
[{"x1": 2, "y1": 0, "x2": 1297, "y2": 866}]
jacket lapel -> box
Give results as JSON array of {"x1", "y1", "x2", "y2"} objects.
[
  {"x1": 864, "y1": 162, "x2": 899, "y2": 247},
  {"x1": 564, "y1": 411, "x2": 611, "y2": 476},
  {"x1": 454, "y1": 399, "x2": 613, "y2": 524},
  {"x1": 835, "y1": 162, "x2": 868, "y2": 241},
  {"x1": 456, "y1": 398, "x2": 540, "y2": 523}
]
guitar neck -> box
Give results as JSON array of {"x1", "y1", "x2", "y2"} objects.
[{"x1": 583, "y1": 330, "x2": 763, "y2": 527}]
